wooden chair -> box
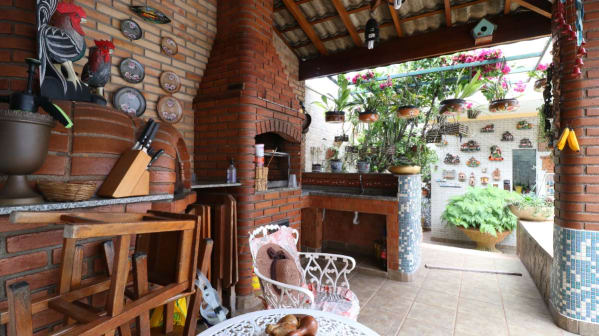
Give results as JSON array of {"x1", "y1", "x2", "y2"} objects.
[{"x1": 2, "y1": 211, "x2": 212, "y2": 336}]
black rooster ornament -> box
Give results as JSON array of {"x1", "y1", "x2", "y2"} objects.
[{"x1": 82, "y1": 40, "x2": 115, "y2": 97}]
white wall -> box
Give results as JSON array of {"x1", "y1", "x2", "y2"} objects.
[{"x1": 430, "y1": 116, "x2": 551, "y2": 246}]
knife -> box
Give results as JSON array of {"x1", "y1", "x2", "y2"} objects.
[
  {"x1": 142, "y1": 122, "x2": 160, "y2": 153},
  {"x1": 147, "y1": 149, "x2": 164, "y2": 168},
  {"x1": 134, "y1": 119, "x2": 154, "y2": 150}
]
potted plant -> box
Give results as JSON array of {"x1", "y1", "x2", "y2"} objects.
[
  {"x1": 442, "y1": 187, "x2": 520, "y2": 252},
  {"x1": 439, "y1": 70, "x2": 483, "y2": 115},
  {"x1": 395, "y1": 83, "x2": 421, "y2": 119},
  {"x1": 327, "y1": 147, "x2": 343, "y2": 172},
  {"x1": 312, "y1": 74, "x2": 354, "y2": 123},
  {"x1": 481, "y1": 60, "x2": 526, "y2": 112},
  {"x1": 356, "y1": 147, "x2": 371, "y2": 173},
  {"x1": 388, "y1": 148, "x2": 421, "y2": 175},
  {"x1": 508, "y1": 193, "x2": 554, "y2": 221},
  {"x1": 528, "y1": 63, "x2": 549, "y2": 92},
  {"x1": 353, "y1": 92, "x2": 380, "y2": 123}
]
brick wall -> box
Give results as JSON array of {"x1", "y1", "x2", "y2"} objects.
[
  {"x1": 554, "y1": 0, "x2": 599, "y2": 231},
  {"x1": 0, "y1": 0, "x2": 217, "y2": 164},
  {"x1": 194, "y1": 0, "x2": 305, "y2": 297}
]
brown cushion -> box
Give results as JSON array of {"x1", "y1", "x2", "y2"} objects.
[{"x1": 256, "y1": 243, "x2": 302, "y2": 287}]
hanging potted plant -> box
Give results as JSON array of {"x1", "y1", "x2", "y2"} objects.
[
  {"x1": 482, "y1": 60, "x2": 526, "y2": 113},
  {"x1": 312, "y1": 74, "x2": 354, "y2": 123},
  {"x1": 396, "y1": 83, "x2": 422, "y2": 119},
  {"x1": 439, "y1": 70, "x2": 483, "y2": 115},
  {"x1": 353, "y1": 92, "x2": 380, "y2": 123},
  {"x1": 442, "y1": 187, "x2": 520, "y2": 252},
  {"x1": 327, "y1": 147, "x2": 343, "y2": 173},
  {"x1": 528, "y1": 63, "x2": 549, "y2": 92}
]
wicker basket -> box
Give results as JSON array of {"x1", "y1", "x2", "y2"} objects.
[
  {"x1": 441, "y1": 122, "x2": 469, "y2": 136},
  {"x1": 38, "y1": 181, "x2": 97, "y2": 202},
  {"x1": 425, "y1": 129, "x2": 442, "y2": 143}
]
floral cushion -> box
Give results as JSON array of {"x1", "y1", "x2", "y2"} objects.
[{"x1": 306, "y1": 284, "x2": 360, "y2": 320}]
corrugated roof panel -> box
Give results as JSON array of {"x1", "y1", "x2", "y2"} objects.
[
  {"x1": 313, "y1": 18, "x2": 347, "y2": 39},
  {"x1": 401, "y1": 12, "x2": 445, "y2": 36},
  {"x1": 323, "y1": 35, "x2": 355, "y2": 53},
  {"x1": 397, "y1": 0, "x2": 444, "y2": 17},
  {"x1": 299, "y1": 0, "x2": 337, "y2": 19}
]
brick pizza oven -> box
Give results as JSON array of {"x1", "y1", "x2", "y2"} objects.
[{"x1": 194, "y1": 0, "x2": 305, "y2": 299}]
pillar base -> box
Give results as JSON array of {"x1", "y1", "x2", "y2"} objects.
[
  {"x1": 549, "y1": 300, "x2": 599, "y2": 335},
  {"x1": 235, "y1": 294, "x2": 263, "y2": 313},
  {"x1": 388, "y1": 267, "x2": 420, "y2": 282}
]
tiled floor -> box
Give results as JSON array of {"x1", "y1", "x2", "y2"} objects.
[{"x1": 352, "y1": 242, "x2": 573, "y2": 336}]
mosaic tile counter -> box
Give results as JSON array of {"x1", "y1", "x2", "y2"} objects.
[
  {"x1": 550, "y1": 225, "x2": 599, "y2": 334},
  {"x1": 396, "y1": 174, "x2": 422, "y2": 281}
]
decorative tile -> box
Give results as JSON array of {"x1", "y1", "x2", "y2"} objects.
[{"x1": 397, "y1": 174, "x2": 422, "y2": 274}]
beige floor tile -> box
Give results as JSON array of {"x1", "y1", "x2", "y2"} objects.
[
  {"x1": 407, "y1": 302, "x2": 456, "y2": 328},
  {"x1": 454, "y1": 310, "x2": 508, "y2": 336},
  {"x1": 357, "y1": 304, "x2": 406, "y2": 336},
  {"x1": 459, "y1": 285, "x2": 503, "y2": 305},
  {"x1": 416, "y1": 288, "x2": 459, "y2": 309},
  {"x1": 507, "y1": 323, "x2": 564, "y2": 336},
  {"x1": 398, "y1": 318, "x2": 454, "y2": 336},
  {"x1": 350, "y1": 272, "x2": 386, "y2": 304},
  {"x1": 426, "y1": 269, "x2": 462, "y2": 283},
  {"x1": 457, "y1": 297, "x2": 505, "y2": 318},
  {"x1": 501, "y1": 294, "x2": 551, "y2": 316},
  {"x1": 378, "y1": 281, "x2": 421, "y2": 301},
  {"x1": 422, "y1": 278, "x2": 461, "y2": 296}
]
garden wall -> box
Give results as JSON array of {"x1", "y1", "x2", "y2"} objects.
[{"x1": 430, "y1": 115, "x2": 552, "y2": 247}]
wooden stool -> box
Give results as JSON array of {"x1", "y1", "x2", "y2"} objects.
[{"x1": 2, "y1": 211, "x2": 211, "y2": 336}]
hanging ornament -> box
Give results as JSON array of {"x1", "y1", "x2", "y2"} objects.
[
  {"x1": 392, "y1": 0, "x2": 403, "y2": 10},
  {"x1": 365, "y1": 15, "x2": 379, "y2": 50}
]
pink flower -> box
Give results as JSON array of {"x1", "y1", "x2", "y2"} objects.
[
  {"x1": 501, "y1": 65, "x2": 511, "y2": 74},
  {"x1": 379, "y1": 83, "x2": 385, "y2": 89},
  {"x1": 501, "y1": 80, "x2": 508, "y2": 89},
  {"x1": 466, "y1": 102, "x2": 473, "y2": 109},
  {"x1": 536, "y1": 64, "x2": 548, "y2": 71},
  {"x1": 514, "y1": 81, "x2": 526, "y2": 93}
]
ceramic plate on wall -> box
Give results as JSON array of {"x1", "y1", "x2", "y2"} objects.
[
  {"x1": 161, "y1": 37, "x2": 178, "y2": 56},
  {"x1": 120, "y1": 19, "x2": 142, "y2": 40},
  {"x1": 129, "y1": 6, "x2": 171, "y2": 24},
  {"x1": 159, "y1": 71, "x2": 181, "y2": 93},
  {"x1": 157, "y1": 96, "x2": 183, "y2": 124},
  {"x1": 114, "y1": 87, "x2": 146, "y2": 117},
  {"x1": 119, "y1": 58, "x2": 145, "y2": 84}
]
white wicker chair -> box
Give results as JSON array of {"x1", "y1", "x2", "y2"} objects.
[{"x1": 249, "y1": 224, "x2": 359, "y2": 318}]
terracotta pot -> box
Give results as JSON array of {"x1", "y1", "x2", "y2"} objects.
[
  {"x1": 508, "y1": 205, "x2": 553, "y2": 222},
  {"x1": 489, "y1": 98, "x2": 519, "y2": 113},
  {"x1": 458, "y1": 227, "x2": 511, "y2": 252},
  {"x1": 439, "y1": 99, "x2": 466, "y2": 115},
  {"x1": 325, "y1": 111, "x2": 345, "y2": 123},
  {"x1": 396, "y1": 105, "x2": 420, "y2": 119},
  {"x1": 358, "y1": 111, "x2": 379, "y2": 123},
  {"x1": 389, "y1": 165, "x2": 421, "y2": 175},
  {"x1": 534, "y1": 78, "x2": 547, "y2": 92},
  {"x1": 330, "y1": 159, "x2": 343, "y2": 172}
]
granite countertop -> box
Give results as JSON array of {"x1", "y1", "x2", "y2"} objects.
[
  {"x1": 191, "y1": 181, "x2": 242, "y2": 189},
  {"x1": 302, "y1": 186, "x2": 398, "y2": 201},
  {"x1": 0, "y1": 194, "x2": 173, "y2": 215}
]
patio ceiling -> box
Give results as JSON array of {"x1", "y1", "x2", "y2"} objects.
[{"x1": 273, "y1": 0, "x2": 553, "y2": 80}]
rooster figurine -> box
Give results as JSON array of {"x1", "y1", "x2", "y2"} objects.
[
  {"x1": 82, "y1": 40, "x2": 115, "y2": 97},
  {"x1": 37, "y1": 0, "x2": 87, "y2": 93}
]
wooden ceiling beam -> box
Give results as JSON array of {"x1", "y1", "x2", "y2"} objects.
[
  {"x1": 388, "y1": 4, "x2": 404, "y2": 37},
  {"x1": 504, "y1": 0, "x2": 512, "y2": 14},
  {"x1": 299, "y1": 11, "x2": 551, "y2": 80},
  {"x1": 281, "y1": 0, "x2": 328, "y2": 55},
  {"x1": 275, "y1": 0, "x2": 313, "y2": 12},
  {"x1": 513, "y1": 0, "x2": 551, "y2": 18},
  {"x1": 331, "y1": 0, "x2": 363, "y2": 46},
  {"x1": 444, "y1": 0, "x2": 452, "y2": 26}
]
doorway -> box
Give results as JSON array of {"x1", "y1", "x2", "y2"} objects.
[{"x1": 512, "y1": 149, "x2": 537, "y2": 193}]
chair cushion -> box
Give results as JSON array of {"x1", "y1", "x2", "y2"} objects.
[
  {"x1": 306, "y1": 284, "x2": 360, "y2": 320},
  {"x1": 250, "y1": 226, "x2": 303, "y2": 278},
  {"x1": 256, "y1": 243, "x2": 302, "y2": 287}
]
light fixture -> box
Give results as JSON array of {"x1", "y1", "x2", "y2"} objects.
[
  {"x1": 365, "y1": 17, "x2": 379, "y2": 50},
  {"x1": 393, "y1": 0, "x2": 403, "y2": 10}
]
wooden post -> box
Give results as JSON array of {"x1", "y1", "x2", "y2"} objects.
[{"x1": 7, "y1": 282, "x2": 32, "y2": 336}]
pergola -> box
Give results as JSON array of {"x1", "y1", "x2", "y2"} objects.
[{"x1": 272, "y1": 0, "x2": 552, "y2": 79}]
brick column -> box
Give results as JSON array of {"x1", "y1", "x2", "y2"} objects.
[{"x1": 550, "y1": 1, "x2": 599, "y2": 334}]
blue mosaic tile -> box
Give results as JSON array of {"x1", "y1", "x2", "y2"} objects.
[
  {"x1": 397, "y1": 174, "x2": 422, "y2": 274},
  {"x1": 551, "y1": 225, "x2": 599, "y2": 323}
]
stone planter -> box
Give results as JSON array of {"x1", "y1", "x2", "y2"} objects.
[
  {"x1": 489, "y1": 98, "x2": 519, "y2": 113},
  {"x1": 389, "y1": 165, "x2": 421, "y2": 175},
  {"x1": 458, "y1": 227, "x2": 511, "y2": 252},
  {"x1": 508, "y1": 204, "x2": 553, "y2": 222},
  {"x1": 439, "y1": 99, "x2": 466, "y2": 115},
  {"x1": 396, "y1": 105, "x2": 420, "y2": 119},
  {"x1": 325, "y1": 111, "x2": 345, "y2": 123},
  {"x1": 330, "y1": 159, "x2": 342, "y2": 172},
  {"x1": 357, "y1": 160, "x2": 370, "y2": 173},
  {"x1": 534, "y1": 78, "x2": 547, "y2": 92},
  {"x1": 358, "y1": 111, "x2": 379, "y2": 123}
]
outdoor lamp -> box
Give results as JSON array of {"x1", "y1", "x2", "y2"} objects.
[{"x1": 365, "y1": 18, "x2": 379, "y2": 50}]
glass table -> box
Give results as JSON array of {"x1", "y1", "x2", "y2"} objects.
[{"x1": 198, "y1": 308, "x2": 377, "y2": 335}]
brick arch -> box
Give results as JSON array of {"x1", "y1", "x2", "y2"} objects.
[{"x1": 256, "y1": 119, "x2": 301, "y2": 144}]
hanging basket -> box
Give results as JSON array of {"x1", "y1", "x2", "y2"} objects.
[
  {"x1": 425, "y1": 129, "x2": 442, "y2": 143},
  {"x1": 441, "y1": 122, "x2": 469, "y2": 137}
]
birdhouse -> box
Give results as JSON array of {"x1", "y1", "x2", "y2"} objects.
[
  {"x1": 472, "y1": 19, "x2": 496, "y2": 46},
  {"x1": 365, "y1": 18, "x2": 379, "y2": 50}
]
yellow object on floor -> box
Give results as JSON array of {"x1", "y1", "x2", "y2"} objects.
[
  {"x1": 150, "y1": 298, "x2": 188, "y2": 328},
  {"x1": 252, "y1": 274, "x2": 261, "y2": 290}
]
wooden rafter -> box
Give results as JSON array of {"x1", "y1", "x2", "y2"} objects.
[
  {"x1": 299, "y1": 11, "x2": 551, "y2": 80},
  {"x1": 388, "y1": 4, "x2": 404, "y2": 37},
  {"x1": 444, "y1": 0, "x2": 452, "y2": 26},
  {"x1": 513, "y1": 0, "x2": 551, "y2": 18},
  {"x1": 504, "y1": 0, "x2": 512, "y2": 14},
  {"x1": 281, "y1": 0, "x2": 328, "y2": 55},
  {"x1": 331, "y1": 0, "x2": 362, "y2": 46},
  {"x1": 275, "y1": 0, "x2": 313, "y2": 12}
]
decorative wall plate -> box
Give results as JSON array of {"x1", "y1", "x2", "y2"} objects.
[
  {"x1": 161, "y1": 37, "x2": 178, "y2": 56},
  {"x1": 120, "y1": 19, "x2": 142, "y2": 40},
  {"x1": 119, "y1": 58, "x2": 145, "y2": 83},
  {"x1": 129, "y1": 6, "x2": 171, "y2": 24},
  {"x1": 157, "y1": 96, "x2": 183, "y2": 123},
  {"x1": 113, "y1": 87, "x2": 146, "y2": 117},
  {"x1": 159, "y1": 71, "x2": 181, "y2": 93}
]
